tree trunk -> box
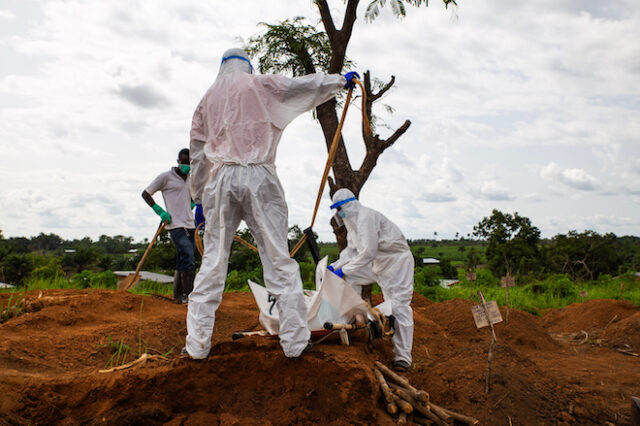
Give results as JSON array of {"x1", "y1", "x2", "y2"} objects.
[{"x1": 314, "y1": 0, "x2": 412, "y2": 305}]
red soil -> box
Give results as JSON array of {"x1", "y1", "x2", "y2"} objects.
[{"x1": 0, "y1": 290, "x2": 638, "y2": 425}]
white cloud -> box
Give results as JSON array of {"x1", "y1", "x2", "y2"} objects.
[
  {"x1": 477, "y1": 181, "x2": 515, "y2": 201},
  {"x1": 540, "y1": 162, "x2": 601, "y2": 191},
  {"x1": 0, "y1": 0, "x2": 639, "y2": 241},
  {"x1": 0, "y1": 9, "x2": 15, "y2": 20}
]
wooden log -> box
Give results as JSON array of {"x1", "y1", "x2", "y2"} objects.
[
  {"x1": 386, "y1": 401, "x2": 398, "y2": 415},
  {"x1": 424, "y1": 401, "x2": 453, "y2": 424},
  {"x1": 393, "y1": 394, "x2": 413, "y2": 414},
  {"x1": 374, "y1": 367, "x2": 394, "y2": 404},
  {"x1": 392, "y1": 387, "x2": 435, "y2": 421},
  {"x1": 375, "y1": 362, "x2": 429, "y2": 403},
  {"x1": 389, "y1": 381, "x2": 430, "y2": 404},
  {"x1": 440, "y1": 407, "x2": 480, "y2": 425},
  {"x1": 414, "y1": 413, "x2": 449, "y2": 426},
  {"x1": 398, "y1": 411, "x2": 408, "y2": 424}
]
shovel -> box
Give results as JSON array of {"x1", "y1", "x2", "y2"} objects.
[{"x1": 118, "y1": 222, "x2": 166, "y2": 291}]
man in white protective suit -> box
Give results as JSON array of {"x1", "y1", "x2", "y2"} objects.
[
  {"x1": 184, "y1": 47, "x2": 360, "y2": 359},
  {"x1": 327, "y1": 188, "x2": 415, "y2": 372}
]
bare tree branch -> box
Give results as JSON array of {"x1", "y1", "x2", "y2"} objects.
[
  {"x1": 381, "y1": 119, "x2": 411, "y2": 150},
  {"x1": 371, "y1": 75, "x2": 396, "y2": 102}
]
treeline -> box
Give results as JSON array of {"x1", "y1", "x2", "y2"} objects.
[
  {"x1": 0, "y1": 230, "x2": 148, "y2": 285},
  {"x1": 1, "y1": 211, "x2": 639, "y2": 287},
  {"x1": 0, "y1": 226, "x2": 317, "y2": 287},
  {"x1": 470, "y1": 210, "x2": 640, "y2": 282}
]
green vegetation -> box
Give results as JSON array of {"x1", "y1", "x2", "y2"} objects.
[
  {"x1": 416, "y1": 271, "x2": 640, "y2": 314},
  {"x1": 1, "y1": 210, "x2": 639, "y2": 312}
]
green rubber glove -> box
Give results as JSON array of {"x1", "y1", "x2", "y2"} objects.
[{"x1": 152, "y1": 204, "x2": 172, "y2": 224}]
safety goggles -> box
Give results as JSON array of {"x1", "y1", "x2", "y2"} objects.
[{"x1": 330, "y1": 197, "x2": 356, "y2": 209}]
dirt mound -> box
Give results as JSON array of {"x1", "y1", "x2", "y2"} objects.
[
  {"x1": 10, "y1": 344, "x2": 384, "y2": 425},
  {"x1": 602, "y1": 311, "x2": 640, "y2": 352},
  {"x1": 1, "y1": 290, "x2": 639, "y2": 425},
  {"x1": 540, "y1": 299, "x2": 639, "y2": 333},
  {"x1": 413, "y1": 298, "x2": 560, "y2": 352}
]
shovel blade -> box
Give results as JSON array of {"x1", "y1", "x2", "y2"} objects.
[{"x1": 117, "y1": 273, "x2": 141, "y2": 291}]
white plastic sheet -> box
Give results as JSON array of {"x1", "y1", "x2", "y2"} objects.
[{"x1": 248, "y1": 256, "x2": 368, "y2": 334}]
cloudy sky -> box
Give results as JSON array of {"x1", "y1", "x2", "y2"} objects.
[{"x1": 1, "y1": 0, "x2": 639, "y2": 243}]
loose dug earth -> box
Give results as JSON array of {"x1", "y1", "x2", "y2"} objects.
[{"x1": 0, "y1": 290, "x2": 639, "y2": 425}]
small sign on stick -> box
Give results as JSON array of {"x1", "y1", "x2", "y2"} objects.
[
  {"x1": 471, "y1": 301, "x2": 503, "y2": 329},
  {"x1": 501, "y1": 276, "x2": 515, "y2": 288},
  {"x1": 466, "y1": 272, "x2": 476, "y2": 281}
]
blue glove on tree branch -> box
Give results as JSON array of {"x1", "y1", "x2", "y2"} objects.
[
  {"x1": 328, "y1": 265, "x2": 345, "y2": 279},
  {"x1": 343, "y1": 71, "x2": 360, "y2": 90},
  {"x1": 195, "y1": 204, "x2": 205, "y2": 229}
]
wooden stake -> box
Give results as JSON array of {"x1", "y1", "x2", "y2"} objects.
[
  {"x1": 374, "y1": 368, "x2": 394, "y2": 404},
  {"x1": 392, "y1": 387, "x2": 448, "y2": 426},
  {"x1": 477, "y1": 291, "x2": 498, "y2": 342},
  {"x1": 478, "y1": 290, "x2": 498, "y2": 394},
  {"x1": 440, "y1": 406, "x2": 480, "y2": 425},
  {"x1": 375, "y1": 362, "x2": 429, "y2": 403},
  {"x1": 388, "y1": 381, "x2": 430, "y2": 405},
  {"x1": 393, "y1": 394, "x2": 413, "y2": 414},
  {"x1": 424, "y1": 401, "x2": 453, "y2": 424},
  {"x1": 413, "y1": 414, "x2": 448, "y2": 426},
  {"x1": 505, "y1": 283, "x2": 510, "y2": 324}
]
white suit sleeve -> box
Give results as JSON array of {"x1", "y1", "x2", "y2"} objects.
[
  {"x1": 189, "y1": 100, "x2": 215, "y2": 204},
  {"x1": 267, "y1": 73, "x2": 346, "y2": 129},
  {"x1": 189, "y1": 138, "x2": 213, "y2": 204},
  {"x1": 331, "y1": 245, "x2": 357, "y2": 270},
  {"x1": 341, "y1": 217, "x2": 379, "y2": 279}
]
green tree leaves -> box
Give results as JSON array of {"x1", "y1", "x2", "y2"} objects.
[{"x1": 473, "y1": 209, "x2": 542, "y2": 278}]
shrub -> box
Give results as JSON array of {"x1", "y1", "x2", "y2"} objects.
[{"x1": 1, "y1": 253, "x2": 34, "y2": 285}]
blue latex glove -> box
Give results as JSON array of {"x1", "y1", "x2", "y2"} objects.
[
  {"x1": 195, "y1": 204, "x2": 205, "y2": 229},
  {"x1": 328, "y1": 265, "x2": 345, "y2": 279},
  {"x1": 343, "y1": 71, "x2": 360, "y2": 90}
]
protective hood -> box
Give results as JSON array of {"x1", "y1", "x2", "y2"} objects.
[
  {"x1": 217, "y1": 48, "x2": 253, "y2": 79},
  {"x1": 331, "y1": 188, "x2": 360, "y2": 224}
]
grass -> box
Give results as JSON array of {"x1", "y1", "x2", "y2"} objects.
[
  {"x1": 1, "y1": 291, "x2": 23, "y2": 323},
  {"x1": 102, "y1": 335, "x2": 133, "y2": 370},
  {"x1": 3, "y1": 269, "x2": 639, "y2": 315},
  {"x1": 416, "y1": 273, "x2": 640, "y2": 315}
]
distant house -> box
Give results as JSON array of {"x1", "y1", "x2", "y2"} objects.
[
  {"x1": 64, "y1": 249, "x2": 76, "y2": 253},
  {"x1": 422, "y1": 258, "x2": 440, "y2": 265},
  {"x1": 128, "y1": 249, "x2": 138, "y2": 253}
]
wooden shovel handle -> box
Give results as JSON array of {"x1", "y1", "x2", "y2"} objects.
[{"x1": 131, "y1": 222, "x2": 166, "y2": 283}]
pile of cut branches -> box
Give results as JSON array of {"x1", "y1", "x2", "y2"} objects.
[{"x1": 374, "y1": 361, "x2": 479, "y2": 425}]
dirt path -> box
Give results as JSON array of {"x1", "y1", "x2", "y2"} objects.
[{"x1": 0, "y1": 290, "x2": 638, "y2": 425}]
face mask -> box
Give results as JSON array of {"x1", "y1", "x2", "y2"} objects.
[
  {"x1": 179, "y1": 164, "x2": 191, "y2": 174},
  {"x1": 338, "y1": 210, "x2": 346, "y2": 219}
]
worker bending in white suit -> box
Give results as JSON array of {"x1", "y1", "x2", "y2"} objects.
[
  {"x1": 184, "y1": 47, "x2": 360, "y2": 359},
  {"x1": 327, "y1": 188, "x2": 414, "y2": 372}
]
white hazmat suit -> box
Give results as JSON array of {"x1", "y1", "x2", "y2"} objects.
[
  {"x1": 186, "y1": 48, "x2": 346, "y2": 359},
  {"x1": 329, "y1": 188, "x2": 415, "y2": 364}
]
